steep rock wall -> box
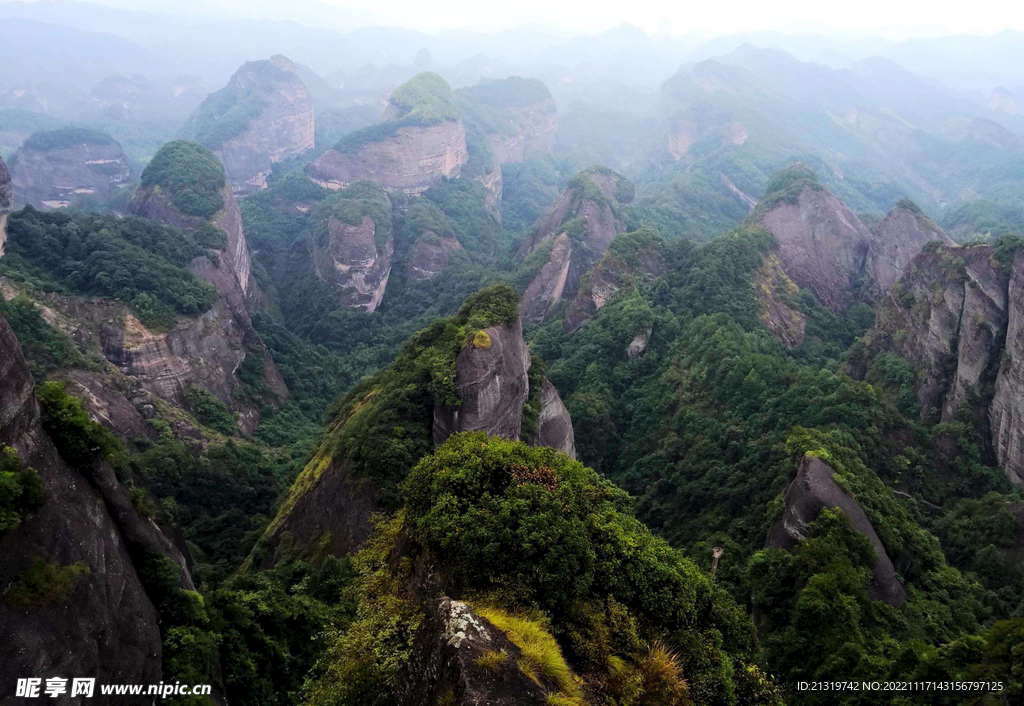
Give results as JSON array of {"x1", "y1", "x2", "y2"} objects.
[
  {"x1": 0, "y1": 156, "x2": 10, "y2": 256},
  {"x1": 11, "y1": 140, "x2": 130, "y2": 210},
  {"x1": 312, "y1": 214, "x2": 394, "y2": 313}
]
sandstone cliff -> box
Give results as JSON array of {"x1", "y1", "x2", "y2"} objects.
[
  {"x1": 753, "y1": 165, "x2": 948, "y2": 318},
  {"x1": 0, "y1": 313, "x2": 193, "y2": 703},
  {"x1": 306, "y1": 72, "x2": 468, "y2": 195},
  {"x1": 408, "y1": 235, "x2": 463, "y2": 282},
  {"x1": 10, "y1": 128, "x2": 131, "y2": 209},
  {"x1": 310, "y1": 182, "x2": 394, "y2": 312},
  {"x1": 518, "y1": 168, "x2": 634, "y2": 326},
  {"x1": 767, "y1": 454, "x2": 906, "y2": 605},
  {"x1": 184, "y1": 55, "x2": 314, "y2": 194},
  {"x1": 254, "y1": 287, "x2": 575, "y2": 567},
  {"x1": 855, "y1": 241, "x2": 1024, "y2": 486},
  {"x1": 563, "y1": 228, "x2": 667, "y2": 333},
  {"x1": 0, "y1": 156, "x2": 10, "y2": 256}
]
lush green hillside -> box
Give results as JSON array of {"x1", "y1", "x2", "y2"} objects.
[{"x1": 140, "y1": 140, "x2": 226, "y2": 218}]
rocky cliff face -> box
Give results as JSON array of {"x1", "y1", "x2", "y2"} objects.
[
  {"x1": 306, "y1": 72, "x2": 468, "y2": 195},
  {"x1": 408, "y1": 235, "x2": 462, "y2": 282},
  {"x1": 754, "y1": 170, "x2": 948, "y2": 316},
  {"x1": 0, "y1": 156, "x2": 10, "y2": 256},
  {"x1": 767, "y1": 454, "x2": 906, "y2": 605},
  {"x1": 186, "y1": 55, "x2": 314, "y2": 194},
  {"x1": 310, "y1": 184, "x2": 395, "y2": 312},
  {"x1": 258, "y1": 304, "x2": 575, "y2": 567},
  {"x1": 562, "y1": 229, "x2": 667, "y2": 333},
  {"x1": 867, "y1": 202, "x2": 954, "y2": 294},
  {"x1": 856, "y1": 242, "x2": 1024, "y2": 486},
  {"x1": 518, "y1": 168, "x2": 633, "y2": 326},
  {"x1": 307, "y1": 120, "x2": 468, "y2": 194},
  {"x1": 433, "y1": 318, "x2": 532, "y2": 444},
  {"x1": 0, "y1": 314, "x2": 192, "y2": 703},
  {"x1": 989, "y1": 87, "x2": 1018, "y2": 116},
  {"x1": 10, "y1": 131, "x2": 130, "y2": 209}
]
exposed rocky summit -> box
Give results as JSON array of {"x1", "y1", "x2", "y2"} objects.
[
  {"x1": 518, "y1": 167, "x2": 634, "y2": 326},
  {"x1": 0, "y1": 156, "x2": 10, "y2": 255},
  {"x1": 767, "y1": 454, "x2": 907, "y2": 605},
  {"x1": 854, "y1": 240, "x2": 1024, "y2": 486},
  {"x1": 433, "y1": 317, "x2": 532, "y2": 444},
  {"x1": 306, "y1": 72, "x2": 468, "y2": 194},
  {"x1": 753, "y1": 165, "x2": 948, "y2": 316},
  {"x1": 10, "y1": 128, "x2": 131, "y2": 209},
  {"x1": 310, "y1": 181, "x2": 394, "y2": 312},
  {"x1": 0, "y1": 313, "x2": 193, "y2": 702},
  {"x1": 530, "y1": 378, "x2": 576, "y2": 458},
  {"x1": 183, "y1": 55, "x2": 314, "y2": 194},
  {"x1": 563, "y1": 228, "x2": 667, "y2": 333}
]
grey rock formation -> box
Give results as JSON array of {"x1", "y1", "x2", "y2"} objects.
[
  {"x1": 187, "y1": 55, "x2": 314, "y2": 194},
  {"x1": 0, "y1": 313, "x2": 192, "y2": 703},
  {"x1": 396, "y1": 598, "x2": 549, "y2": 706},
  {"x1": 307, "y1": 119, "x2": 468, "y2": 195},
  {"x1": 626, "y1": 327, "x2": 652, "y2": 361},
  {"x1": 10, "y1": 132, "x2": 131, "y2": 209},
  {"x1": 519, "y1": 168, "x2": 633, "y2": 326},
  {"x1": 408, "y1": 235, "x2": 463, "y2": 282},
  {"x1": 767, "y1": 455, "x2": 906, "y2": 605},
  {"x1": 756, "y1": 186, "x2": 874, "y2": 312},
  {"x1": 531, "y1": 378, "x2": 576, "y2": 459},
  {"x1": 433, "y1": 317, "x2": 532, "y2": 444},
  {"x1": 0, "y1": 156, "x2": 10, "y2": 256},
  {"x1": 313, "y1": 214, "x2": 394, "y2": 312},
  {"x1": 753, "y1": 252, "x2": 807, "y2": 348},
  {"x1": 867, "y1": 203, "x2": 954, "y2": 294}
]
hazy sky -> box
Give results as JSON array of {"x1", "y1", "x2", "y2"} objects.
[
  {"x1": 22, "y1": 0, "x2": 1024, "y2": 36},
  {"x1": 81, "y1": 0, "x2": 1024, "y2": 36}
]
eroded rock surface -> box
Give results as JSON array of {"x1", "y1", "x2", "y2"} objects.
[
  {"x1": 0, "y1": 314, "x2": 193, "y2": 703},
  {"x1": 10, "y1": 131, "x2": 131, "y2": 209},
  {"x1": 0, "y1": 156, "x2": 10, "y2": 255},
  {"x1": 867, "y1": 202, "x2": 954, "y2": 294},
  {"x1": 767, "y1": 454, "x2": 906, "y2": 605},
  {"x1": 186, "y1": 55, "x2": 314, "y2": 194},
  {"x1": 433, "y1": 317, "x2": 532, "y2": 444},
  {"x1": 531, "y1": 378, "x2": 576, "y2": 458},
  {"x1": 408, "y1": 235, "x2": 463, "y2": 282}
]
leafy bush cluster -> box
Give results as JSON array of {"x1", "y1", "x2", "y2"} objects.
[
  {"x1": 386, "y1": 71, "x2": 460, "y2": 123},
  {"x1": 23, "y1": 127, "x2": 117, "y2": 151},
  {"x1": 184, "y1": 385, "x2": 238, "y2": 436},
  {"x1": 0, "y1": 295, "x2": 97, "y2": 379},
  {"x1": 0, "y1": 445, "x2": 46, "y2": 539},
  {"x1": 2, "y1": 206, "x2": 218, "y2": 328},
  {"x1": 140, "y1": 140, "x2": 226, "y2": 219}
]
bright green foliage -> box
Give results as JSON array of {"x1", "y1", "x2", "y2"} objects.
[
  {"x1": 2, "y1": 207, "x2": 218, "y2": 328},
  {"x1": 402, "y1": 432, "x2": 766, "y2": 705},
  {"x1": 0, "y1": 446, "x2": 45, "y2": 539},
  {"x1": 141, "y1": 140, "x2": 226, "y2": 219},
  {"x1": 185, "y1": 385, "x2": 238, "y2": 436},
  {"x1": 3, "y1": 558, "x2": 89, "y2": 606},
  {"x1": 37, "y1": 380, "x2": 126, "y2": 469},
  {"x1": 23, "y1": 127, "x2": 116, "y2": 151},
  {"x1": 0, "y1": 295, "x2": 96, "y2": 379},
  {"x1": 310, "y1": 180, "x2": 392, "y2": 249},
  {"x1": 750, "y1": 161, "x2": 824, "y2": 217},
  {"x1": 386, "y1": 72, "x2": 460, "y2": 123}
]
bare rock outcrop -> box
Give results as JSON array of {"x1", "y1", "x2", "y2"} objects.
[
  {"x1": 396, "y1": 598, "x2": 549, "y2": 706},
  {"x1": 518, "y1": 168, "x2": 634, "y2": 326},
  {"x1": 867, "y1": 201, "x2": 954, "y2": 294},
  {"x1": 767, "y1": 454, "x2": 906, "y2": 605},
  {"x1": 184, "y1": 55, "x2": 314, "y2": 194},
  {"x1": 989, "y1": 87, "x2": 1018, "y2": 116},
  {"x1": 307, "y1": 72, "x2": 467, "y2": 195},
  {"x1": 0, "y1": 156, "x2": 10, "y2": 256},
  {"x1": 531, "y1": 378, "x2": 576, "y2": 459},
  {"x1": 563, "y1": 228, "x2": 667, "y2": 333},
  {"x1": 10, "y1": 128, "x2": 131, "y2": 209},
  {"x1": 854, "y1": 242, "x2": 1024, "y2": 486},
  {"x1": 754, "y1": 252, "x2": 807, "y2": 348},
  {"x1": 310, "y1": 183, "x2": 394, "y2": 312},
  {"x1": 408, "y1": 235, "x2": 463, "y2": 282},
  {"x1": 433, "y1": 317, "x2": 532, "y2": 444},
  {"x1": 0, "y1": 313, "x2": 193, "y2": 703}
]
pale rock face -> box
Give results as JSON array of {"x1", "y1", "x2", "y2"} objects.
[
  {"x1": 868, "y1": 206, "x2": 954, "y2": 294},
  {"x1": 408, "y1": 235, "x2": 463, "y2": 282},
  {"x1": 532, "y1": 378, "x2": 576, "y2": 459},
  {"x1": 0, "y1": 313, "x2": 194, "y2": 699},
  {"x1": 626, "y1": 327, "x2": 652, "y2": 361},
  {"x1": 859, "y1": 244, "x2": 1024, "y2": 486},
  {"x1": 520, "y1": 233, "x2": 573, "y2": 326},
  {"x1": 754, "y1": 253, "x2": 807, "y2": 348},
  {"x1": 432, "y1": 317, "x2": 532, "y2": 444},
  {"x1": 757, "y1": 187, "x2": 874, "y2": 312},
  {"x1": 669, "y1": 118, "x2": 698, "y2": 159},
  {"x1": 11, "y1": 140, "x2": 130, "y2": 209},
  {"x1": 313, "y1": 215, "x2": 394, "y2": 312},
  {"x1": 209, "y1": 56, "x2": 315, "y2": 195},
  {"x1": 767, "y1": 455, "x2": 906, "y2": 605},
  {"x1": 306, "y1": 120, "x2": 468, "y2": 195},
  {"x1": 0, "y1": 156, "x2": 10, "y2": 256}
]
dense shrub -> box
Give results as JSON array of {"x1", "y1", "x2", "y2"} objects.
[
  {"x1": 0, "y1": 446, "x2": 46, "y2": 539},
  {"x1": 141, "y1": 140, "x2": 226, "y2": 219}
]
